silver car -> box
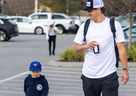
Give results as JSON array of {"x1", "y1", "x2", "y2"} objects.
[
  {"x1": 123, "y1": 24, "x2": 136, "y2": 46},
  {"x1": 115, "y1": 13, "x2": 136, "y2": 28}
]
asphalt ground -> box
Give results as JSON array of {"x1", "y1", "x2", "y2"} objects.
[{"x1": 0, "y1": 34, "x2": 136, "y2": 96}]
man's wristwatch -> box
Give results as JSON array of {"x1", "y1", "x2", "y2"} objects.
[{"x1": 123, "y1": 68, "x2": 129, "y2": 71}]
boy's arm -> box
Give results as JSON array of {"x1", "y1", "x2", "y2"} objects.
[
  {"x1": 24, "y1": 78, "x2": 27, "y2": 94},
  {"x1": 41, "y1": 79, "x2": 49, "y2": 96}
]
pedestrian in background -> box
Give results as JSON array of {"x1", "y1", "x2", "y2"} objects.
[
  {"x1": 24, "y1": 61, "x2": 49, "y2": 96},
  {"x1": 74, "y1": 0, "x2": 129, "y2": 96},
  {"x1": 46, "y1": 21, "x2": 58, "y2": 55}
]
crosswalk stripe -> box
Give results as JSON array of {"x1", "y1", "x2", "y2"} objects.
[{"x1": 0, "y1": 67, "x2": 135, "y2": 96}]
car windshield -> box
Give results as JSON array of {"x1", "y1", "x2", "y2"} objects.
[
  {"x1": 21, "y1": 18, "x2": 30, "y2": 23},
  {"x1": 123, "y1": 26, "x2": 136, "y2": 37},
  {"x1": 52, "y1": 14, "x2": 70, "y2": 19},
  {"x1": 8, "y1": 19, "x2": 16, "y2": 24},
  {"x1": 116, "y1": 13, "x2": 136, "y2": 27},
  {"x1": 31, "y1": 14, "x2": 48, "y2": 19}
]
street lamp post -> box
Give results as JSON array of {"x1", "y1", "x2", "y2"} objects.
[
  {"x1": 35, "y1": 0, "x2": 38, "y2": 13},
  {"x1": 66, "y1": 0, "x2": 69, "y2": 14}
]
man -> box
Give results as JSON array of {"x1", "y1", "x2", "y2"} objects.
[
  {"x1": 46, "y1": 21, "x2": 58, "y2": 55},
  {"x1": 74, "y1": 0, "x2": 129, "y2": 96}
]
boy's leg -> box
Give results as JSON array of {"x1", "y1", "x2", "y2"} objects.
[
  {"x1": 101, "y1": 72, "x2": 119, "y2": 96},
  {"x1": 81, "y1": 75, "x2": 101, "y2": 96}
]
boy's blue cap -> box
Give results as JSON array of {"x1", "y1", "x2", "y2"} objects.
[{"x1": 29, "y1": 61, "x2": 42, "y2": 71}]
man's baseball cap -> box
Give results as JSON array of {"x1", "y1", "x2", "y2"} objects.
[
  {"x1": 83, "y1": 0, "x2": 104, "y2": 11},
  {"x1": 29, "y1": 61, "x2": 42, "y2": 71}
]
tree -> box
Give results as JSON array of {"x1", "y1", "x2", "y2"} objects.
[
  {"x1": 42, "y1": 0, "x2": 86, "y2": 15},
  {"x1": 2, "y1": 0, "x2": 34, "y2": 16},
  {"x1": 103, "y1": 0, "x2": 136, "y2": 48}
]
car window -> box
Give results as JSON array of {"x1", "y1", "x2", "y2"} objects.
[
  {"x1": 116, "y1": 14, "x2": 136, "y2": 26},
  {"x1": 31, "y1": 14, "x2": 47, "y2": 19},
  {"x1": 8, "y1": 19, "x2": 16, "y2": 24},
  {"x1": 18, "y1": 18, "x2": 29, "y2": 23},
  {"x1": 10, "y1": 18, "x2": 18, "y2": 22},
  {"x1": 52, "y1": 15, "x2": 65, "y2": 19},
  {"x1": 124, "y1": 26, "x2": 136, "y2": 37},
  {"x1": 38, "y1": 15, "x2": 47, "y2": 19},
  {"x1": 117, "y1": 16, "x2": 129, "y2": 26},
  {"x1": 132, "y1": 27, "x2": 136, "y2": 36},
  {"x1": 31, "y1": 15, "x2": 39, "y2": 20}
]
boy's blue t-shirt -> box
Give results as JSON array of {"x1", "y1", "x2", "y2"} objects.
[{"x1": 24, "y1": 74, "x2": 49, "y2": 96}]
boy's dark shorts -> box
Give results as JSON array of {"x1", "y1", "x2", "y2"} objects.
[{"x1": 81, "y1": 72, "x2": 119, "y2": 96}]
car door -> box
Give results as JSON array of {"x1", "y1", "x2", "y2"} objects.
[
  {"x1": 30, "y1": 14, "x2": 48, "y2": 24},
  {"x1": 17, "y1": 18, "x2": 36, "y2": 33}
]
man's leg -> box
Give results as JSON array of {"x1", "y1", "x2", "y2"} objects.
[
  {"x1": 48, "y1": 36, "x2": 52, "y2": 55},
  {"x1": 52, "y1": 35, "x2": 56, "y2": 55},
  {"x1": 101, "y1": 72, "x2": 119, "y2": 96},
  {"x1": 81, "y1": 75, "x2": 101, "y2": 96}
]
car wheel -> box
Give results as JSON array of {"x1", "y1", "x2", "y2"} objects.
[
  {"x1": 56, "y1": 25, "x2": 65, "y2": 33},
  {"x1": 0, "y1": 30, "x2": 7, "y2": 41},
  {"x1": 5, "y1": 37, "x2": 11, "y2": 41},
  {"x1": 35, "y1": 27, "x2": 43, "y2": 35},
  {"x1": 74, "y1": 25, "x2": 79, "y2": 34}
]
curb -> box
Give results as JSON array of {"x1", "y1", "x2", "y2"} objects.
[{"x1": 49, "y1": 60, "x2": 136, "y2": 67}]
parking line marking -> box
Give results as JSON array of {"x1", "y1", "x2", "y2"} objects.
[{"x1": 0, "y1": 71, "x2": 29, "y2": 83}]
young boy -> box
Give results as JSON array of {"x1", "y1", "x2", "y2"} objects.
[{"x1": 24, "y1": 61, "x2": 49, "y2": 96}]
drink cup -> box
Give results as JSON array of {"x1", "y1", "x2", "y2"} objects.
[{"x1": 93, "y1": 42, "x2": 99, "y2": 54}]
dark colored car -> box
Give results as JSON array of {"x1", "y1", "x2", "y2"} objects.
[
  {"x1": 0, "y1": 14, "x2": 7, "y2": 18},
  {"x1": 0, "y1": 18, "x2": 19, "y2": 41}
]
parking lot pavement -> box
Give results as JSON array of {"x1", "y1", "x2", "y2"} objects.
[
  {"x1": 0, "y1": 66, "x2": 83, "y2": 96},
  {"x1": 0, "y1": 66, "x2": 135, "y2": 96}
]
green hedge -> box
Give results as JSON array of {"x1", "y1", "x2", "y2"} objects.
[
  {"x1": 59, "y1": 47, "x2": 85, "y2": 62},
  {"x1": 60, "y1": 43, "x2": 136, "y2": 62},
  {"x1": 126, "y1": 42, "x2": 136, "y2": 62}
]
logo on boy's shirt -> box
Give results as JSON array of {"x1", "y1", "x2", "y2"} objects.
[
  {"x1": 37, "y1": 84, "x2": 43, "y2": 91},
  {"x1": 34, "y1": 63, "x2": 38, "y2": 67}
]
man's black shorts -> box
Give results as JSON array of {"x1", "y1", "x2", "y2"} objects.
[{"x1": 81, "y1": 72, "x2": 119, "y2": 96}]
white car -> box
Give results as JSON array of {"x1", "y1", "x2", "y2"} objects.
[
  {"x1": 28, "y1": 12, "x2": 76, "y2": 33},
  {"x1": 52, "y1": 13, "x2": 84, "y2": 34},
  {"x1": 8, "y1": 16, "x2": 48, "y2": 35}
]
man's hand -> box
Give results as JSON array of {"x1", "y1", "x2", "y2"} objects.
[
  {"x1": 87, "y1": 41, "x2": 97, "y2": 49},
  {"x1": 122, "y1": 70, "x2": 129, "y2": 85}
]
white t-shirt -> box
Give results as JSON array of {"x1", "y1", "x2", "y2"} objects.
[
  {"x1": 48, "y1": 26, "x2": 58, "y2": 36},
  {"x1": 74, "y1": 17, "x2": 125, "y2": 78}
]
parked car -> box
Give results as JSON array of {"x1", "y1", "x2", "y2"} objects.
[
  {"x1": 0, "y1": 18, "x2": 19, "y2": 41},
  {"x1": 8, "y1": 16, "x2": 48, "y2": 35},
  {"x1": 28, "y1": 12, "x2": 76, "y2": 33},
  {"x1": 123, "y1": 24, "x2": 136, "y2": 46},
  {"x1": 115, "y1": 13, "x2": 136, "y2": 28},
  {"x1": 0, "y1": 13, "x2": 7, "y2": 18},
  {"x1": 52, "y1": 13, "x2": 84, "y2": 33}
]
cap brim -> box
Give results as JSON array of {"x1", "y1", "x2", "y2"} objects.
[
  {"x1": 83, "y1": 7, "x2": 94, "y2": 11},
  {"x1": 29, "y1": 68, "x2": 41, "y2": 71}
]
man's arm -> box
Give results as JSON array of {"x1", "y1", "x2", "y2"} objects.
[
  {"x1": 117, "y1": 42, "x2": 129, "y2": 85},
  {"x1": 74, "y1": 41, "x2": 97, "y2": 53}
]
